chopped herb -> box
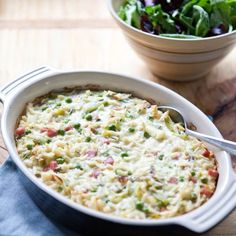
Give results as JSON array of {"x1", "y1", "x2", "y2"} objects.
[
  {"x1": 75, "y1": 164, "x2": 83, "y2": 170},
  {"x1": 157, "y1": 199, "x2": 169, "y2": 208},
  {"x1": 158, "y1": 154, "x2": 164, "y2": 160},
  {"x1": 26, "y1": 144, "x2": 33, "y2": 150},
  {"x1": 108, "y1": 124, "x2": 117, "y2": 131},
  {"x1": 144, "y1": 131, "x2": 151, "y2": 138},
  {"x1": 47, "y1": 139, "x2": 52, "y2": 144},
  {"x1": 128, "y1": 170, "x2": 132, "y2": 176},
  {"x1": 42, "y1": 107, "x2": 48, "y2": 111},
  {"x1": 121, "y1": 152, "x2": 129, "y2": 157},
  {"x1": 179, "y1": 176, "x2": 185, "y2": 182},
  {"x1": 23, "y1": 153, "x2": 30, "y2": 159},
  {"x1": 58, "y1": 186, "x2": 63, "y2": 192},
  {"x1": 201, "y1": 178, "x2": 208, "y2": 184},
  {"x1": 126, "y1": 113, "x2": 134, "y2": 119},
  {"x1": 149, "y1": 116, "x2": 154, "y2": 121},
  {"x1": 128, "y1": 127, "x2": 135, "y2": 133},
  {"x1": 191, "y1": 193, "x2": 197, "y2": 202},
  {"x1": 86, "y1": 106, "x2": 97, "y2": 113},
  {"x1": 25, "y1": 130, "x2": 32, "y2": 135},
  {"x1": 103, "y1": 101, "x2": 109, "y2": 106},
  {"x1": 56, "y1": 157, "x2": 65, "y2": 164},
  {"x1": 74, "y1": 123, "x2": 81, "y2": 130},
  {"x1": 136, "y1": 202, "x2": 144, "y2": 211},
  {"x1": 69, "y1": 109, "x2": 74, "y2": 115},
  {"x1": 155, "y1": 185, "x2": 163, "y2": 190},
  {"x1": 56, "y1": 103, "x2": 61, "y2": 107},
  {"x1": 191, "y1": 171, "x2": 196, "y2": 176},
  {"x1": 64, "y1": 119, "x2": 70, "y2": 124},
  {"x1": 65, "y1": 98, "x2": 72, "y2": 103},
  {"x1": 85, "y1": 114, "x2": 92, "y2": 121},
  {"x1": 85, "y1": 137, "x2": 92, "y2": 142},
  {"x1": 57, "y1": 130, "x2": 65, "y2": 136}
]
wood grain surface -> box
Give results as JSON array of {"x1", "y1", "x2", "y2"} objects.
[{"x1": 0, "y1": 0, "x2": 235, "y2": 235}]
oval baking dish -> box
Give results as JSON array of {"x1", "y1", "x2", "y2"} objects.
[{"x1": 0, "y1": 66, "x2": 236, "y2": 233}]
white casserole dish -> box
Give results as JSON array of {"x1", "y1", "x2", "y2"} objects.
[{"x1": 0, "y1": 66, "x2": 236, "y2": 233}]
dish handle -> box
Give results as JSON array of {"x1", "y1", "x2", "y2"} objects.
[
  {"x1": 179, "y1": 171, "x2": 236, "y2": 233},
  {"x1": 0, "y1": 65, "x2": 60, "y2": 104}
]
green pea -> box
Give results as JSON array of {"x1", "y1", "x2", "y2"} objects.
[
  {"x1": 26, "y1": 144, "x2": 33, "y2": 150},
  {"x1": 144, "y1": 131, "x2": 150, "y2": 138},
  {"x1": 103, "y1": 101, "x2": 109, "y2": 106},
  {"x1": 85, "y1": 114, "x2": 92, "y2": 121},
  {"x1": 74, "y1": 123, "x2": 81, "y2": 129},
  {"x1": 128, "y1": 127, "x2": 135, "y2": 133},
  {"x1": 57, "y1": 130, "x2": 65, "y2": 136},
  {"x1": 121, "y1": 152, "x2": 128, "y2": 157},
  {"x1": 201, "y1": 178, "x2": 208, "y2": 184},
  {"x1": 56, "y1": 157, "x2": 65, "y2": 164},
  {"x1": 85, "y1": 137, "x2": 91, "y2": 142},
  {"x1": 65, "y1": 98, "x2": 72, "y2": 103}
]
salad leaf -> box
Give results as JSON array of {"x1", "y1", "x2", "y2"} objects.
[
  {"x1": 118, "y1": 0, "x2": 236, "y2": 38},
  {"x1": 228, "y1": 0, "x2": 236, "y2": 28},
  {"x1": 193, "y1": 5, "x2": 210, "y2": 37},
  {"x1": 118, "y1": 0, "x2": 141, "y2": 28},
  {"x1": 210, "y1": 0, "x2": 231, "y2": 30},
  {"x1": 145, "y1": 4, "x2": 177, "y2": 33}
]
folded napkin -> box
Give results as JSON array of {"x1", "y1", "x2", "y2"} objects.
[{"x1": 0, "y1": 159, "x2": 79, "y2": 236}]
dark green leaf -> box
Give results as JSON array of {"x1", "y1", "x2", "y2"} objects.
[{"x1": 193, "y1": 5, "x2": 210, "y2": 37}]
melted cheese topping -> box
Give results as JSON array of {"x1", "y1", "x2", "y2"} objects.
[{"x1": 16, "y1": 90, "x2": 218, "y2": 219}]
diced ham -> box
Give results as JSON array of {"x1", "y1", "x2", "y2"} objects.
[
  {"x1": 208, "y1": 169, "x2": 219, "y2": 178},
  {"x1": 43, "y1": 160, "x2": 58, "y2": 172},
  {"x1": 202, "y1": 149, "x2": 211, "y2": 158},
  {"x1": 91, "y1": 169, "x2": 100, "y2": 178},
  {"x1": 41, "y1": 128, "x2": 57, "y2": 137},
  {"x1": 200, "y1": 187, "x2": 213, "y2": 198},
  {"x1": 64, "y1": 125, "x2": 73, "y2": 131},
  {"x1": 100, "y1": 137, "x2": 110, "y2": 145},
  {"x1": 86, "y1": 150, "x2": 97, "y2": 158},
  {"x1": 189, "y1": 176, "x2": 197, "y2": 183},
  {"x1": 47, "y1": 128, "x2": 57, "y2": 137},
  {"x1": 104, "y1": 156, "x2": 114, "y2": 165},
  {"x1": 118, "y1": 176, "x2": 128, "y2": 184},
  {"x1": 16, "y1": 127, "x2": 25, "y2": 136},
  {"x1": 168, "y1": 177, "x2": 178, "y2": 184},
  {"x1": 40, "y1": 127, "x2": 48, "y2": 133}
]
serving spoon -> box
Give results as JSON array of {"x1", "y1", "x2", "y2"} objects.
[{"x1": 158, "y1": 106, "x2": 236, "y2": 155}]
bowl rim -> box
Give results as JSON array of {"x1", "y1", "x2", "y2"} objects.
[
  {"x1": 1, "y1": 67, "x2": 236, "y2": 233},
  {"x1": 107, "y1": 0, "x2": 236, "y2": 42}
]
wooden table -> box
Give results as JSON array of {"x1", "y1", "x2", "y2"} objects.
[{"x1": 0, "y1": 1, "x2": 235, "y2": 235}]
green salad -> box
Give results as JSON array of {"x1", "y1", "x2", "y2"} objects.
[{"x1": 118, "y1": 0, "x2": 236, "y2": 38}]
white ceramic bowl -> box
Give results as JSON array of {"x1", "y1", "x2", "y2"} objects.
[
  {"x1": 1, "y1": 66, "x2": 236, "y2": 233},
  {"x1": 108, "y1": 0, "x2": 236, "y2": 81}
]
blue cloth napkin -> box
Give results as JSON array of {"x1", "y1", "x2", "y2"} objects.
[{"x1": 0, "y1": 158, "x2": 79, "y2": 236}]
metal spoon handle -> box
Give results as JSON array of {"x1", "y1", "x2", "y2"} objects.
[{"x1": 186, "y1": 129, "x2": 236, "y2": 155}]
